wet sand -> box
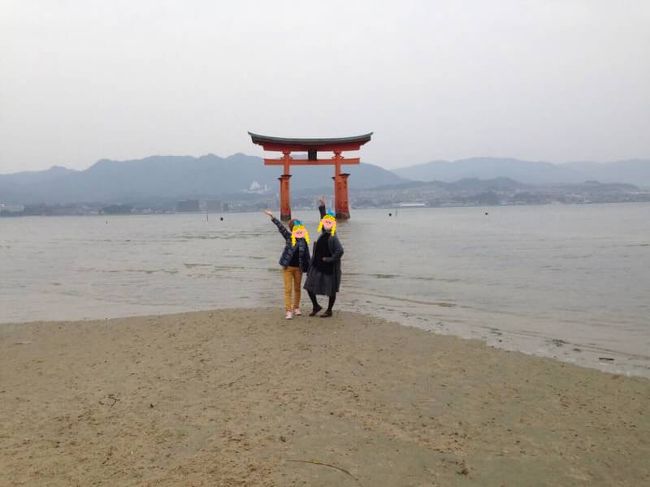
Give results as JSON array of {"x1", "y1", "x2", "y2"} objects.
[{"x1": 1, "y1": 309, "x2": 648, "y2": 486}]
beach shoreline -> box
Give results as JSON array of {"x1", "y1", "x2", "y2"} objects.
[
  {"x1": 4, "y1": 205, "x2": 650, "y2": 380},
  {"x1": 1, "y1": 309, "x2": 648, "y2": 486}
]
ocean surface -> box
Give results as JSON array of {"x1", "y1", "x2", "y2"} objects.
[{"x1": 1, "y1": 204, "x2": 649, "y2": 377}]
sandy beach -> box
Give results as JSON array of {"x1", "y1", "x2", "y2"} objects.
[{"x1": 1, "y1": 309, "x2": 648, "y2": 486}]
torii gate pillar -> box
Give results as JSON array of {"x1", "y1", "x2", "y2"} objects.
[
  {"x1": 333, "y1": 173, "x2": 350, "y2": 220},
  {"x1": 279, "y1": 174, "x2": 291, "y2": 221}
]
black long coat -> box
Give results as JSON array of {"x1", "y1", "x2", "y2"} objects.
[{"x1": 303, "y1": 205, "x2": 344, "y2": 296}]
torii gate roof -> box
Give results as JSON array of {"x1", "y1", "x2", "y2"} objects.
[{"x1": 248, "y1": 132, "x2": 372, "y2": 152}]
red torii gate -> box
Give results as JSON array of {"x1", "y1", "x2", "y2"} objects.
[{"x1": 249, "y1": 132, "x2": 373, "y2": 221}]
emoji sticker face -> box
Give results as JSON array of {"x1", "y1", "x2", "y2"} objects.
[
  {"x1": 317, "y1": 212, "x2": 337, "y2": 235},
  {"x1": 291, "y1": 220, "x2": 310, "y2": 246},
  {"x1": 322, "y1": 219, "x2": 334, "y2": 231}
]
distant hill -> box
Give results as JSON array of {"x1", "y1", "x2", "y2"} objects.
[
  {"x1": 394, "y1": 158, "x2": 650, "y2": 187},
  {"x1": 562, "y1": 160, "x2": 650, "y2": 186},
  {"x1": 0, "y1": 154, "x2": 405, "y2": 205},
  {"x1": 372, "y1": 176, "x2": 529, "y2": 192}
]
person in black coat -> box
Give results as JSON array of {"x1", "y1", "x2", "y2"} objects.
[
  {"x1": 264, "y1": 210, "x2": 311, "y2": 319},
  {"x1": 303, "y1": 198, "x2": 344, "y2": 318}
]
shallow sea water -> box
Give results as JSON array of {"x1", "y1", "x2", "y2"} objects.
[{"x1": 1, "y1": 203, "x2": 649, "y2": 376}]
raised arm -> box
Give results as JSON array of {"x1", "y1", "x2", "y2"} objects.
[
  {"x1": 264, "y1": 210, "x2": 291, "y2": 240},
  {"x1": 318, "y1": 196, "x2": 326, "y2": 218}
]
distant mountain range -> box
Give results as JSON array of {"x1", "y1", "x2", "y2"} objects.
[
  {"x1": 0, "y1": 154, "x2": 404, "y2": 205},
  {"x1": 1, "y1": 155, "x2": 649, "y2": 206},
  {"x1": 394, "y1": 158, "x2": 650, "y2": 187}
]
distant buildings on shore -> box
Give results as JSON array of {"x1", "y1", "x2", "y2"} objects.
[
  {"x1": 0, "y1": 203, "x2": 24, "y2": 215},
  {"x1": 2, "y1": 179, "x2": 650, "y2": 217}
]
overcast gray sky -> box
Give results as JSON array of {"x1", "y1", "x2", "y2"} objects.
[{"x1": 1, "y1": 0, "x2": 649, "y2": 174}]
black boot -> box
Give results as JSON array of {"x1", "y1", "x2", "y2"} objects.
[
  {"x1": 308, "y1": 291, "x2": 322, "y2": 316},
  {"x1": 320, "y1": 294, "x2": 336, "y2": 318}
]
